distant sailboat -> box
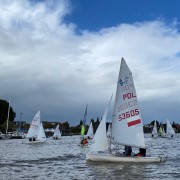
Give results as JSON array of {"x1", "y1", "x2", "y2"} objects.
[
  {"x1": 166, "y1": 119, "x2": 175, "y2": 138},
  {"x1": 86, "y1": 58, "x2": 165, "y2": 162},
  {"x1": 23, "y1": 111, "x2": 46, "y2": 144},
  {"x1": 53, "y1": 124, "x2": 61, "y2": 140},
  {"x1": 158, "y1": 125, "x2": 165, "y2": 137},
  {"x1": 80, "y1": 105, "x2": 88, "y2": 145},
  {"x1": 85, "y1": 121, "x2": 94, "y2": 139},
  {"x1": 151, "y1": 120, "x2": 158, "y2": 138}
]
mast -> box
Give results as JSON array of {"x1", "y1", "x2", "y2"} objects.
[
  {"x1": 81, "y1": 105, "x2": 88, "y2": 139},
  {"x1": 6, "y1": 100, "x2": 10, "y2": 135}
]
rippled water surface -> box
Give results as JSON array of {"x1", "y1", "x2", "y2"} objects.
[{"x1": 0, "y1": 135, "x2": 180, "y2": 180}]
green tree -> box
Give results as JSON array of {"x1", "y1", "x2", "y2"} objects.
[
  {"x1": 61, "y1": 121, "x2": 69, "y2": 129},
  {"x1": 0, "y1": 99, "x2": 16, "y2": 132}
]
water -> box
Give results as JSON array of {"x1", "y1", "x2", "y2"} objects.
[{"x1": 0, "y1": 135, "x2": 180, "y2": 180}]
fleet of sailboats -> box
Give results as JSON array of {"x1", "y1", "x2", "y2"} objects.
[
  {"x1": 152, "y1": 119, "x2": 175, "y2": 138},
  {"x1": 1, "y1": 58, "x2": 178, "y2": 164},
  {"x1": 86, "y1": 58, "x2": 165, "y2": 162}
]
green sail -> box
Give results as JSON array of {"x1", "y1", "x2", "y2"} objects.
[{"x1": 81, "y1": 124, "x2": 85, "y2": 136}]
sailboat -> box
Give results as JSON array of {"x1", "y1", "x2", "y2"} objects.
[
  {"x1": 151, "y1": 120, "x2": 158, "y2": 138},
  {"x1": 166, "y1": 119, "x2": 175, "y2": 138},
  {"x1": 53, "y1": 124, "x2": 61, "y2": 140},
  {"x1": 23, "y1": 111, "x2": 46, "y2": 144},
  {"x1": 80, "y1": 105, "x2": 88, "y2": 145},
  {"x1": 84, "y1": 121, "x2": 94, "y2": 139},
  {"x1": 158, "y1": 125, "x2": 165, "y2": 137},
  {"x1": 86, "y1": 58, "x2": 165, "y2": 163}
]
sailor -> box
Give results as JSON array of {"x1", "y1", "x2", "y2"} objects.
[
  {"x1": 134, "y1": 148, "x2": 146, "y2": 157},
  {"x1": 124, "y1": 146, "x2": 132, "y2": 156},
  {"x1": 81, "y1": 138, "x2": 88, "y2": 145}
]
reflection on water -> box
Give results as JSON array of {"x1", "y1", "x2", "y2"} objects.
[{"x1": 0, "y1": 135, "x2": 180, "y2": 179}]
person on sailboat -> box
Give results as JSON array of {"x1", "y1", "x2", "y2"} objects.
[
  {"x1": 81, "y1": 138, "x2": 88, "y2": 145},
  {"x1": 124, "y1": 146, "x2": 132, "y2": 156},
  {"x1": 134, "y1": 148, "x2": 146, "y2": 157}
]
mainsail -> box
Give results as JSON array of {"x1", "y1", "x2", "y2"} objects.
[
  {"x1": 152, "y1": 120, "x2": 158, "y2": 136},
  {"x1": 26, "y1": 111, "x2": 41, "y2": 138},
  {"x1": 111, "y1": 58, "x2": 145, "y2": 148},
  {"x1": 81, "y1": 105, "x2": 88, "y2": 137},
  {"x1": 166, "y1": 119, "x2": 175, "y2": 136},
  {"x1": 53, "y1": 124, "x2": 61, "y2": 139}
]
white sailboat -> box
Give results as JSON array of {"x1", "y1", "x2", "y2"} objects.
[
  {"x1": 23, "y1": 111, "x2": 46, "y2": 144},
  {"x1": 151, "y1": 120, "x2": 158, "y2": 138},
  {"x1": 86, "y1": 58, "x2": 165, "y2": 163},
  {"x1": 85, "y1": 121, "x2": 94, "y2": 139},
  {"x1": 53, "y1": 124, "x2": 61, "y2": 140},
  {"x1": 166, "y1": 119, "x2": 175, "y2": 138}
]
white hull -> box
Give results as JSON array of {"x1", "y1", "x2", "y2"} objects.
[
  {"x1": 86, "y1": 153, "x2": 165, "y2": 163},
  {"x1": 22, "y1": 140, "x2": 46, "y2": 144}
]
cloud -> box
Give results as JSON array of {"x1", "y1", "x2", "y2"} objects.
[{"x1": 0, "y1": 0, "x2": 180, "y2": 125}]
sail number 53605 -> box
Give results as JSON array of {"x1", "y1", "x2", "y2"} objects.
[{"x1": 118, "y1": 109, "x2": 139, "y2": 121}]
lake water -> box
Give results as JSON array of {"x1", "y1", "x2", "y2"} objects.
[{"x1": 0, "y1": 135, "x2": 180, "y2": 180}]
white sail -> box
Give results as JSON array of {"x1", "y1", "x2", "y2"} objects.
[
  {"x1": 166, "y1": 119, "x2": 175, "y2": 137},
  {"x1": 53, "y1": 124, "x2": 61, "y2": 139},
  {"x1": 37, "y1": 122, "x2": 46, "y2": 142},
  {"x1": 89, "y1": 94, "x2": 113, "y2": 152},
  {"x1": 152, "y1": 120, "x2": 158, "y2": 137},
  {"x1": 86, "y1": 121, "x2": 94, "y2": 139},
  {"x1": 26, "y1": 111, "x2": 41, "y2": 138},
  {"x1": 111, "y1": 58, "x2": 145, "y2": 148}
]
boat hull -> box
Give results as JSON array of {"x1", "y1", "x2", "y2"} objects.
[
  {"x1": 86, "y1": 153, "x2": 165, "y2": 163},
  {"x1": 22, "y1": 140, "x2": 46, "y2": 144}
]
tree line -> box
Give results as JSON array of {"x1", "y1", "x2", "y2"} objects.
[{"x1": 0, "y1": 99, "x2": 101, "y2": 135}]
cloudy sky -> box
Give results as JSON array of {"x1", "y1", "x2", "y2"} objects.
[{"x1": 1, "y1": 0, "x2": 180, "y2": 125}]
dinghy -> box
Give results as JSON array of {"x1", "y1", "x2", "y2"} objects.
[
  {"x1": 84, "y1": 121, "x2": 94, "y2": 139},
  {"x1": 23, "y1": 111, "x2": 46, "y2": 144},
  {"x1": 86, "y1": 58, "x2": 165, "y2": 163},
  {"x1": 158, "y1": 125, "x2": 166, "y2": 137},
  {"x1": 165, "y1": 119, "x2": 175, "y2": 138},
  {"x1": 80, "y1": 105, "x2": 89, "y2": 146},
  {"x1": 151, "y1": 120, "x2": 158, "y2": 138},
  {"x1": 53, "y1": 124, "x2": 61, "y2": 140}
]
